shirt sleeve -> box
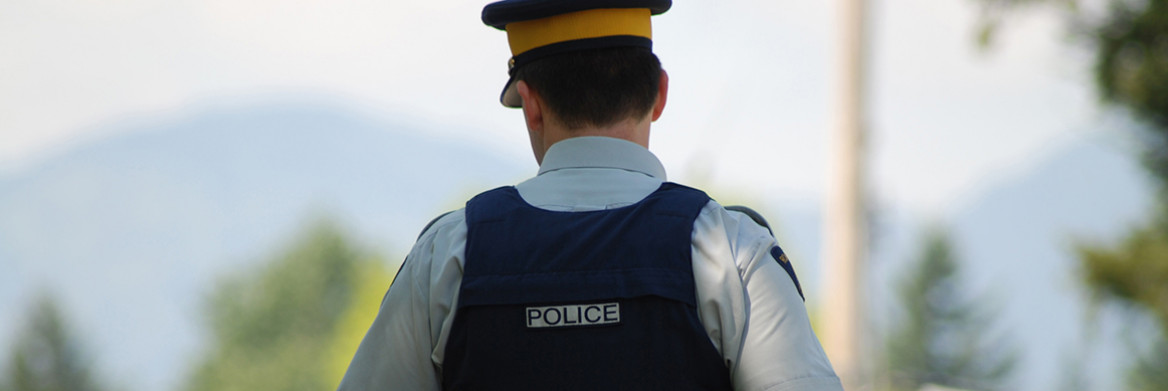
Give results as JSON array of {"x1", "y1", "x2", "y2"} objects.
[
  {"x1": 691, "y1": 203, "x2": 843, "y2": 391},
  {"x1": 337, "y1": 211, "x2": 467, "y2": 391}
]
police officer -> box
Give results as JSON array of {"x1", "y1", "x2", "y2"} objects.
[{"x1": 339, "y1": 1, "x2": 843, "y2": 390}]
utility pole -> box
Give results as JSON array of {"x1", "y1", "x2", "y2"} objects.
[{"x1": 823, "y1": 0, "x2": 867, "y2": 389}]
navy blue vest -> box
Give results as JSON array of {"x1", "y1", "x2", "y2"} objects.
[{"x1": 442, "y1": 183, "x2": 733, "y2": 390}]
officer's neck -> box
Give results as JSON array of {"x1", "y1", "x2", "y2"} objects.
[
  {"x1": 531, "y1": 114, "x2": 651, "y2": 165},
  {"x1": 518, "y1": 80, "x2": 663, "y2": 165}
]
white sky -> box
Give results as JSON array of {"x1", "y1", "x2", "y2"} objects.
[{"x1": 0, "y1": 0, "x2": 1095, "y2": 215}]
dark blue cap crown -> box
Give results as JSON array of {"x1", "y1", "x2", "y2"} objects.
[{"x1": 482, "y1": 0, "x2": 672, "y2": 30}]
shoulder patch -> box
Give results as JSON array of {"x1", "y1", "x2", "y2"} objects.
[
  {"x1": 770, "y1": 246, "x2": 804, "y2": 301},
  {"x1": 726, "y1": 206, "x2": 805, "y2": 301}
]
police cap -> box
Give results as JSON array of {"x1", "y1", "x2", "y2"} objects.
[{"x1": 482, "y1": 0, "x2": 672, "y2": 107}]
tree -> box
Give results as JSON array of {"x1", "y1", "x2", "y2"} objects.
[
  {"x1": 183, "y1": 220, "x2": 394, "y2": 391},
  {"x1": 1, "y1": 294, "x2": 109, "y2": 391},
  {"x1": 323, "y1": 257, "x2": 394, "y2": 385},
  {"x1": 883, "y1": 228, "x2": 1015, "y2": 391}
]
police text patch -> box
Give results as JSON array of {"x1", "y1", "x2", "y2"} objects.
[{"x1": 526, "y1": 303, "x2": 620, "y2": 328}]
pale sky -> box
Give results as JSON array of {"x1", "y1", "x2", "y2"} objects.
[{"x1": 0, "y1": 0, "x2": 1095, "y2": 215}]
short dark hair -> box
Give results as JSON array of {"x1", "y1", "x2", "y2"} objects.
[{"x1": 514, "y1": 47, "x2": 662, "y2": 129}]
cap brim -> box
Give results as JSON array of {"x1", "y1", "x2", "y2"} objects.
[{"x1": 500, "y1": 75, "x2": 522, "y2": 108}]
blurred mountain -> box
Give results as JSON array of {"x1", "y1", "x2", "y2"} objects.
[{"x1": 0, "y1": 103, "x2": 527, "y2": 391}]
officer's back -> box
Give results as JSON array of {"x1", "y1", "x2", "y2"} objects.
[{"x1": 338, "y1": 1, "x2": 844, "y2": 390}]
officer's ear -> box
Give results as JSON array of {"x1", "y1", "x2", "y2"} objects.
[
  {"x1": 651, "y1": 69, "x2": 668, "y2": 122},
  {"x1": 517, "y1": 80, "x2": 544, "y2": 134}
]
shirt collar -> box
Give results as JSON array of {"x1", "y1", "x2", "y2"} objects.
[{"x1": 537, "y1": 136, "x2": 667, "y2": 180}]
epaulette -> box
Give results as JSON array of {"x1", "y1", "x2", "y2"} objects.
[
  {"x1": 384, "y1": 210, "x2": 459, "y2": 306},
  {"x1": 417, "y1": 210, "x2": 456, "y2": 240},
  {"x1": 724, "y1": 205, "x2": 773, "y2": 236}
]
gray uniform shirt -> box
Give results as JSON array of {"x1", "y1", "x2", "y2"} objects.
[{"x1": 339, "y1": 136, "x2": 843, "y2": 391}]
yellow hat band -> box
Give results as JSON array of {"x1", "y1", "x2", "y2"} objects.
[{"x1": 505, "y1": 8, "x2": 653, "y2": 57}]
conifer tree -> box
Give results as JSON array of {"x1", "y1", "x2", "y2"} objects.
[
  {"x1": 883, "y1": 228, "x2": 1015, "y2": 391},
  {"x1": 1, "y1": 294, "x2": 107, "y2": 391}
]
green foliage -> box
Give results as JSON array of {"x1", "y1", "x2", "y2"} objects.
[
  {"x1": 1093, "y1": 0, "x2": 1168, "y2": 192},
  {"x1": 0, "y1": 294, "x2": 107, "y2": 391},
  {"x1": 323, "y1": 259, "x2": 394, "y2": 385},
  {"x1": 1080, "y1": 223, "x2": 1168, "y2": 329},
  {"x1": 1094, "y1": 0, "x2": 1168, "y2": 124},
  {"x1": 883, "y1": 228, "x2": 1016, "y2": 391},
  {"x1": 183, "y1": 220, "x2": 393, "y2": 391}
]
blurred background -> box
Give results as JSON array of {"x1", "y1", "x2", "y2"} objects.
[{"x1": 1, "y1": 0, "x2": 1165, "y2": 390}]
